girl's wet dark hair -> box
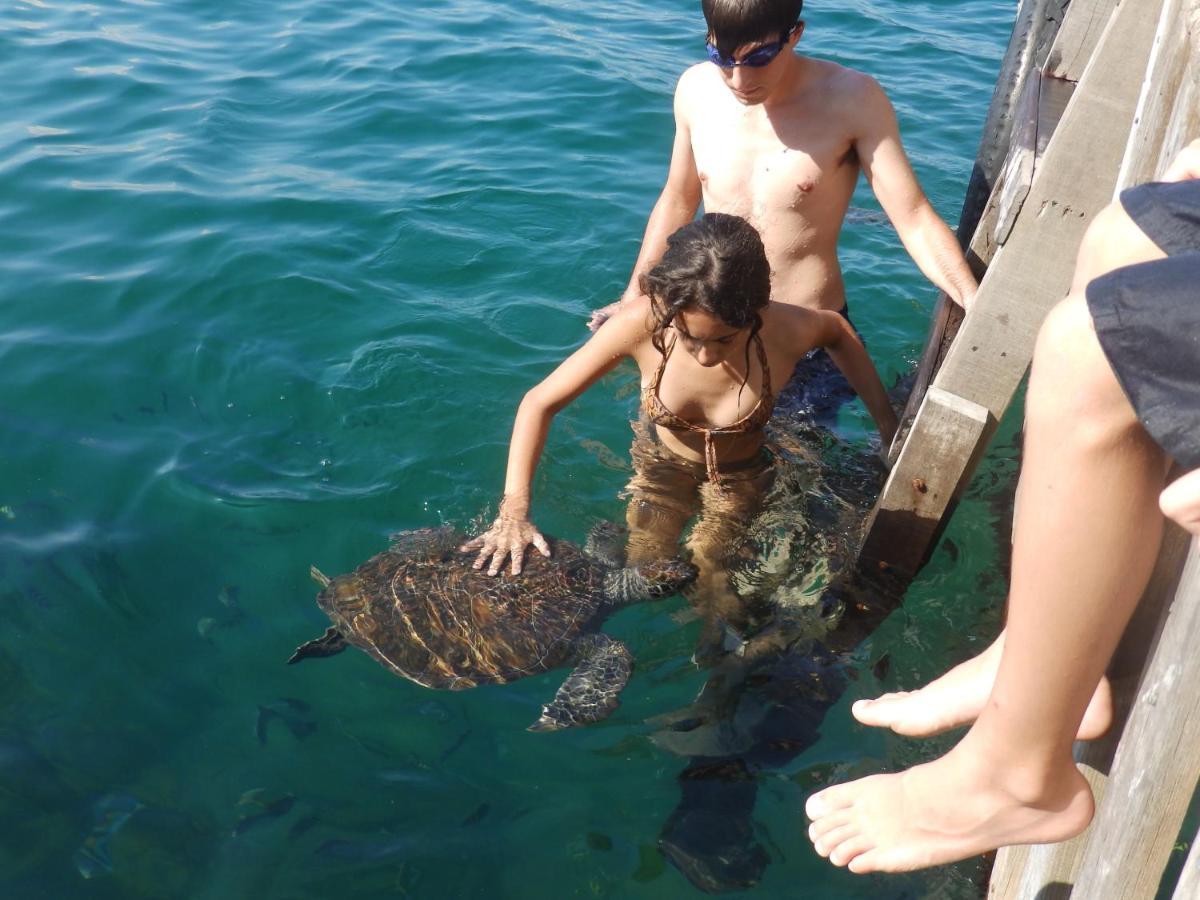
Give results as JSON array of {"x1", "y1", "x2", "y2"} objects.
[
  {"x1": 703, "y1": 0, "x2": 804, "y2": 59},
  {"x1": 639, "y1": 213, "x2": 771, "y2": 389}
]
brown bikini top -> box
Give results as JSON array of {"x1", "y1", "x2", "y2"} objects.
[{"x1": 642, "y1": 332, "x2": 775, "y2": 484}]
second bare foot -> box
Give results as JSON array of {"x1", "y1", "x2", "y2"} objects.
[
  {"x1": 853, "y1": 637, "x2": 1112, "y2": 740},
  {"x1": 805, "y1": 742, "x2": 1095, "y2": 873}
]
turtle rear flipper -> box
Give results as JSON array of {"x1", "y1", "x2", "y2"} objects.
[
  {"x1": 528, "y1": 634, "x2": 632, "y2": 731},
  {"x1": 288, "y1": 627, "x2": 348, "y2": 664}
]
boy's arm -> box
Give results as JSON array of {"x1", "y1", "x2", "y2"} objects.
[
  {"x1": 589, "y1": 72, "x2": 704, "y2": 330},
  {"x1": 852, "y1": 75, "x2": 978, "y2": 309},
  {"x1": 810, "y1": 309, "x2": 898, "y2": 447}
]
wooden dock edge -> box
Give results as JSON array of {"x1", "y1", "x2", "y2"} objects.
[
  {"x1": 987, "y1": 0, "x2": 1200, "y2": 895},
  {"x1": 859, "y1": 388, "x2": 989, "y2": 575},
  {"x1": 859, "y1": 0, "x2": 1165, "y2": 578}
]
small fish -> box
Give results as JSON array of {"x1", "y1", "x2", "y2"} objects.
[
  {"x1": 872, "y1": 653, "x2": 892, "y2": 681},
  {"x1": 416, "y1": 699, "x2": 452, "y2": 722},
  {"x1": 586, "y1": 832, "x2": 613, "y2": 851},
  {"x1": 256, "y1": 698, "x2": 317, "y2": 744},
  {"x1": 438, "y1": 729, "x2": 470, "y2": 763},
  {"x1": 232, "y1": 790, "x2": 295, "y2": 837},
  {"x1": 218, "y1": 585, "x2": 241, "y2": 610},
  {"x1": 845, "y1": 206, "x2": 890, "y2": 226},
  {"x1": 579, "y1": 438, "x2": 630, "y2": 472},
  {"x1": 73, "y1": 793, "x2": 143, "y2": 878},
  {"x1": 288, "y1": 812, "x2": 319, "y2": 840},
  {"x1": 376, "y1": 768, "x2": 439, "y2": 787},
  {"x1": 460, "y1": 803, "x2": 489, "y2": 827},
  {"x1": 317, "y1": 835, "x2": 414, "y2": 862}
]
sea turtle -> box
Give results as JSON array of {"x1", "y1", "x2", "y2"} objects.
[{"x1": 288, "y1": 524, "x2": 697, "y2": 731}]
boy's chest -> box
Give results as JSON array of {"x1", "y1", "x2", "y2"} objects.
[{"x1": 691, "y1": 111, "x2": 856, "y2": 211}]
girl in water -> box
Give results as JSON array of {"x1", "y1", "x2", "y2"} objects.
[{"x1": 465, "y1": 214, "x2": 896, "y2": 621}]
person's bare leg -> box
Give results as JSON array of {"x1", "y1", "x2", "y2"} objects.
[
  {"x1": 684, "y1": 466, "x2": 773, "y2": 661},
  {"x1": 848, "y1": 199, "x2": 1166, "y2": 745},
  {"x1": 851, "y1": 633, "x2": 1113, "y2": 739},
  {"x1": 624, "y1": 428, "x2": 699, "y2": 566},
  {"x1": 806, "y1": 281, "x2": 1170, "y2": 871}
]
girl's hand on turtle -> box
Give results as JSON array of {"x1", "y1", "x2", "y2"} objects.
[{"x1": 461, "y1": 518, "x2": 550, "y2": 576}]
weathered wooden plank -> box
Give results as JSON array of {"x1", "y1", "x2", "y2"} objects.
[
  {"x1": 1173, "y1": 825, "x2": 1200, "y2": 900},
  {"x1": 1045, "y1": 0, "x2": 1121, "y2": 79},
  {"x1": 988, "y1": 523, "x2": 1193, "y2": 898},
  {"x1": 966, "y1": 0, "x2": 1073, "y2": 228},
  {"x1": 858, "y1": 388, "x2": 988, "y2": 576},
  {"x1": 862, "y1": 0, "x2": 1164, "y2": 571},
  {"x1": 1116, "y1": 0, "x2": 1200, "y2": 190},
  {"x1": 1071, "y1": 541, "x2": 1200, "y2": 898},
  {"x1": 889, "y1": 0, "x2": 1074, "y2": 464},
  {"x1": 892, "y1": 0, "x2": 1123, "y2": 466},
  {"x1": 929, "y1": 0, "x2": 1164, "y2": 422}
]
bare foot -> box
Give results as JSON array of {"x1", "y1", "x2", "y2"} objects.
[
  {"x1": 853, "y1": 636, "x2": 1113, "y2": 740},
  {"x1": 805, "y1": 743, "x2": 1095, "y2": 873}
]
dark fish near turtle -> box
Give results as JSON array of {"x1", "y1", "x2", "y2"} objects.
[
  {"x1": 289, "y1": 524, "x2": 696, "y2": 731},
  {"x1": 255, "y1": 697, "x2": 317, "y2": 745}
]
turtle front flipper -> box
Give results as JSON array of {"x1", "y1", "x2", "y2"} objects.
[
  {"x1": 583, "y1": 520, "x2": 628, "y2": 569},
  {"x1": 528, "y1": 634, "x2": 633, "y2": 732},
  {"x1": 288, "y1": 626, "x2": 348, "y2": 664}
]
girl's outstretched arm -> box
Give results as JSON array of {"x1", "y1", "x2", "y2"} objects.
[{"x1": 463, "y1": 302, "x2": 649, "y2": 575}]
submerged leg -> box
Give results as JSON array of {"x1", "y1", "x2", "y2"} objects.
[
  {"x1": 623, "y1": 446, "x2": 698, "y2": 567},
  {"x1": 529, "y1": 634, "x2": 633, "y2": 732},
  {"x1": 685, "y1": 463, "x2": 775, "y2": 662}
]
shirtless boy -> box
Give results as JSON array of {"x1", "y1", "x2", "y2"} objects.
[{"x1": 592, "y1": 0, "x2": 978, "y2": 394}]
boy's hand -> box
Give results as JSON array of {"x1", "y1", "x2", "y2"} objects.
[{"x1": 587, "y1": 299, "x2": 623, "y2": 332}]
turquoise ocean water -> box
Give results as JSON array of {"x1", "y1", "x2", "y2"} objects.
[{"x1": 1, "y1": 1, "x2": 1022, "y2": 897}]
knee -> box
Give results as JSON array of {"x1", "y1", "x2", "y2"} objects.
[
  {"x1": 1028, "y1": 294, "x2": 1134, "y2": 438},
  {"x1": 1073, "y1": 201, "x2": 1163, "y2": 288}
]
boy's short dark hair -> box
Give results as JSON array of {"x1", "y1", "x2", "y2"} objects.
[{"x1": 702, "y1": 0, "x2": 804, "y2": 58}]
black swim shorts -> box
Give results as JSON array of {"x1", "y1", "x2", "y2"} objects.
[{"x1": 1086, "y1": 180, "x2": 1200, "y2": 469}]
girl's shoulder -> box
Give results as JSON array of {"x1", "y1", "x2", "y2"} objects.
[
  {"x1": 594, "y1": 296, "x2": 658, "y2": 358},
  {"x1": 604, "y1": 296, "x2": 656, "y2": 339}
]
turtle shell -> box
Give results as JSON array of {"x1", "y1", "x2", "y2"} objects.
[{"x1": 317, "y1": 527, "x2": 609, "y2": 689}]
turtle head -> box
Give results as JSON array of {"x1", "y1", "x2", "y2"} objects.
[
  {"x1": 640, "y1": 558, "x2": 699, "y2": 598},
  {"x1": 605, "y1": 557, "x2": 698, "y2": 604}
]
